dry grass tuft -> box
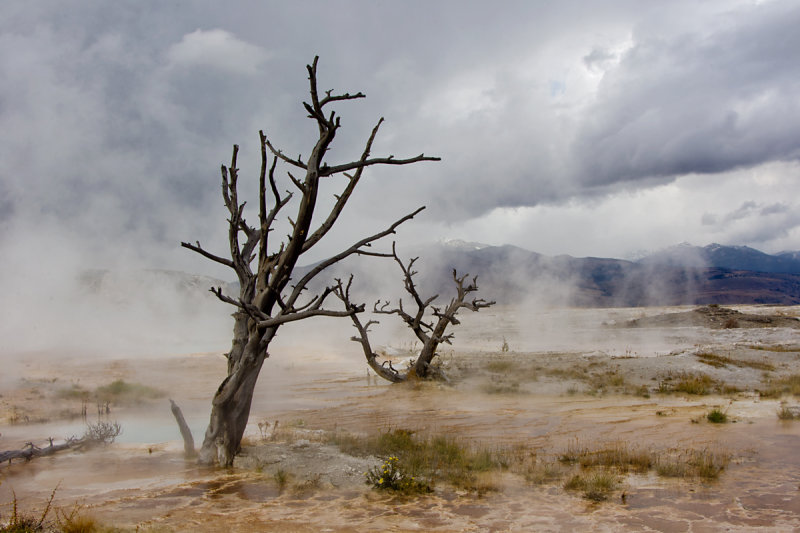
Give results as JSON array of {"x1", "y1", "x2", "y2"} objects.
[
  {"x1": 659, "y1": 372, "x2": 726, "y2": 395},
  {"x1": 524, "y1": 461, "x2": 568, "y2": 485},
  {"x1": 559, "y1": 441, "x2": 730, "y2": 483},
  {"x1": 485, "y1": 360, "x2": 515, "y2": 373},
  {"x1": 559, "y1": 441, "x2": 652, "y2": 473},
  {"x1": 481, "y1": 378, "x2": 521, "y2": 394},
  {"x1": 777, "y1": 403, "x2": 800, "y2": 420},
  {"x1": 564, "y1": 470, "x2": 618, "y2": 502},
  {"x1": 747, "y1": 344, "x2": 800, "y2": 353},
  {"x1": 654, "y1": 448, "x2": 730, "y2": 479},
  {"x1": 696, "y1": 352, "x2": 775, "y2": 371},
  {"x1": 760, "y1": 374, "x2": 800, "y2": 398}
]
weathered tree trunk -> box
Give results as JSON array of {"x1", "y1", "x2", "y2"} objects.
[
  {"x1": 412, "y1": 343, "x2": 436, "y2": 378},
  {"x1": 198, "y1": 331, "x2": 271, "y2": 466}
]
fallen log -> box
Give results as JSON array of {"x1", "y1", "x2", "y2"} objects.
[{"x1": 0, "y1": 421, "x2": 121, "y2": 466}]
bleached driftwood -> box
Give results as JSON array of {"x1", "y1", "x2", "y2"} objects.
[
  {"x1": 170, "y1": 399, "x2": 196, "y2": 459},
  {"x1": 0, "y1": 421, "x2": 121, "y2": 466}
]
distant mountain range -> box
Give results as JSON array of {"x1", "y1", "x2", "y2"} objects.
[
  {"x1": 80, "y1": 243, "x2": 800, "y2": 310},
  {"x1": 638, "y1": 243, "x2": 800, "y2": 274},
  {"x1": 78, "y1": 268, "x2": 235, "y2": 307},
  {"x1": 314, "y1": 242, "x2": 800, "y2": 307}
]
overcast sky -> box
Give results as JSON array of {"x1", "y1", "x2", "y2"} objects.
[{"x1": 2, "y1": 0, "x2": 800, "y2": 285}]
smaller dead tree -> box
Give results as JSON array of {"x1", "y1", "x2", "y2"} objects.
[{"x1": 335, "y1": 244, "x2": 495, "y2": 382}]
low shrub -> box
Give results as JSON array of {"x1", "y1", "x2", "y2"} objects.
[
  {"x1": 365, "y1": 456, "x2": 431, "y2": 494},
  {"x1": 706, "y1": 408, "x2": 728, "y2": 424}
]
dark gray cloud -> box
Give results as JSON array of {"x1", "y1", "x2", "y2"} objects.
[
  {"x1": 573, "y1": 1, "x2": 800, "y2": 190},
  {"x1": 0, "y1": 0, "x2": 798, "y2": 279},
  {"x1": 695, "y1": 195, "x2": 800, "y2": 250},
  {"x1": 3, "y1": 0, "x2": 800, "y2": 361}
]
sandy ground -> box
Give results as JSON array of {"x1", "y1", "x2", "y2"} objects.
[{"x1": 1, "y1": 305, "x2": 800, "y2": 531}]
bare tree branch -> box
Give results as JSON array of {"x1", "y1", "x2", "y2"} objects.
[
  {"x1": 319, "y1": 153, "x2": 441, "y2": 177},
  {"x1": 181, "y1": 241, "x2": 234, "y2": 269},
  {"x1": 264, "y1": 140, "x2": 308, "y2": 170},
  {"x1": 257, "y1": 307, "x2": 359, "y2": 328},
  {"x1": 332, "y1": 278, "x2": 404, "y2": 383},
  {"x1": 302, "y1": 117, "x2": 385, "y2": 253},
  {"x1": 283, "y1": 206, "x2": 426, "y2": 310}
]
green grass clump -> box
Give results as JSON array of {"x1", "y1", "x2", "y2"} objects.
[
  {"x1": 330, "y1": 429, "x2": 503, "y2": 491},
  {"x1": 94, "y1": 380, "x2": 165, "y2": 405},
  {"x1": 706, "y1": 408, "x2": 728, "y2": 423}
]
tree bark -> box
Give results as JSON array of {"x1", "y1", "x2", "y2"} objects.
[{"x1": 198, "y1": 334, "x2": 268, "y2": 466}]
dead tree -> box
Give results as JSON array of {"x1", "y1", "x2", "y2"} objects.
[
  {"x1": 335, "y1": 243, "x2": 495, "y2": 382},
  {"x1": 182, "y1": 57, "x2": 439, "y2": 466}
]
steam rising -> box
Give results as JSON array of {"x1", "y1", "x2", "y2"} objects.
[{"x1": 2, "y1": 0, "x2": 800, "y2": 373}]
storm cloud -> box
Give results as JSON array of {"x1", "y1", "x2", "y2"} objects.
[
  {"x1": 573, "y1": 2, "x2": 800, "y2": 190},
  {"x1": 1, "y1": 0, "x2": 799, "y2": 279}
]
